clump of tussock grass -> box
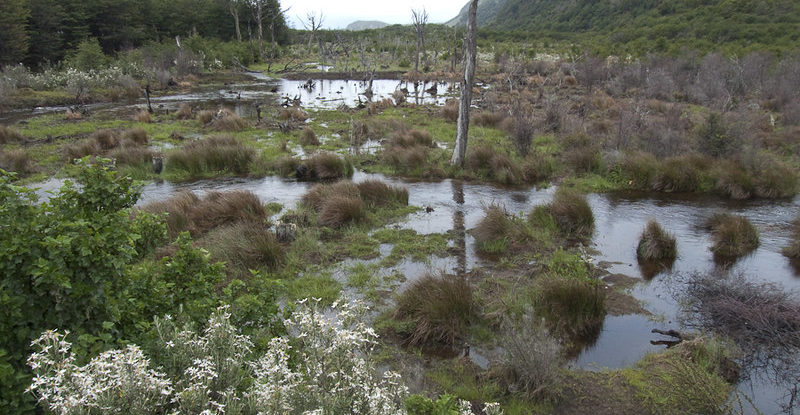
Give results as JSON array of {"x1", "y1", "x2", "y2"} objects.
[
  {"x1": 166, "y1": 135, "x2": 255, "y2": 177},
  {"x1": 350, "y1": 120, "x2": 370, "y2": 147},
  {"x1": 356, "y1": 179, "x2": 409, "y2": 208},
  {"x1": 271, "y1": 155, "x2": 301, "y2": 177},
  {"x1": 305, "y1": 152, "x2": 353, "y2": 181},
  {"x1": 388, "y1": 129, "x2": 434, "y2": 148},
  {"x1": 652, "y1": 155, "x2": 707, "y2": 193},
  {"x1": 637, "y1": 219, "x2": 678, "y2": 261},
  {"x1": 381, "y1": 145, "x2": 428, "y2": 171},
  {"x1": 279, "y1": 107, "x2": 308, "y2": 122},
  {"x1": 367, "y1": 98, "x2": 395, "y2": 114},
  {"x1": 706, "y1": 212, "x2": 760, "y2": 259},
  {"x1": 536, "y1": 274, "x2": 605, "y2": 339},
  {"x1": 134, "y1": 110, "x2": 152, "y2": 123},
  {"x1": 465, "y1": 144, "x2": 523, "y2": 185},
  {"x1": 140, "y1": 190, "x2": 267, "y2": 238},
  {"x1": 619, "y1": 152, "x2": 659, "y2": 189},
  {"x1": 783, "y1": 213, "x2": 800, "y2": 259},
  {"x1": 64, "y1": 109, "x2": 83, "y2": 120},
  {"x1": 201, "y1": 222, "x2": 283, "y2": 276},
  {"x1": 175, "y1": 104, "x2": 193, "y2": 120},
  {"x1": 0, "y1": 125, "x2": 24, "y2": 144},
  {"x1": 560, "y1": 134, "x2": 602, "y2": 174},
  {"x1": 299, "y1": 126, "x2": 320, "y2": 146},
  {"x1": 473, "y1": 111, "x2": 505, "y2": 128},
  {"x1": 91, "y1": 129, "x2": 118, "y2": 150},
  {"x1": 393, "y1": 273, "x2": 474, "y2": 347},
  {"x1": 301, "y1": 180, "x2": 361, "y2": 211},
  {"x1": 109, "y1": 145, "x2": 153, "y2": 165},
  {"x1": 122, "y1": 128, "x2": 148, "y2": 145},
  {"x1": 317, "y1": 195, "x2": 365, "y2": 228},
  {"x1": 197, "y1": 110, "x2": 214, "y2": 125},
  {"x1": 64, "y1": 139, "x2": 101, "y2": 161},
  {"x1": 521, "y1": 151, "x2": 557, "y2": 184},
  {"x1": 472, "y1": 205, "x2": 513, "y2": 255},
  {"x1": 535, "y1": 188, "x2": 594, "y2": 239},
  {"x1": 210, "y1": 111, "x2": 249, "y2": 132},
  {"x1": 752, "y1": 156, "x2": 798, "y2": 199},
  {"x1": 0, "y1": 149, "x2": 37, "y2": 176},
  {"x1": 713, "y1": 160, "x2": 755, "y2": 200},
  {"x1": 441, "y1": 98, "x2": 459, "y2": 122}
]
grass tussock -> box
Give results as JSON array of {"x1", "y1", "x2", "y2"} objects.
[
  {"x1": 783, "y1": 213, "x2": 800, "y2": 259},
  {"x1": 473, "y1": 111, "x2": 505, "y2": 127},
  {"x1": 497, "y1": 313, "x2": 563, "y2": 402},
  {"x1": 301, "y1": 180, "x2": 361, "y2": 211},
  {"x1": 201, "y1": 222, "x2": 283, "y2": 276},
  {"x1": 91, "y1": 129, "x2": 118, "y2": 150},
  {"x1": 300, "y1": 127, "x2": 320, "y2": 146},
  {"x1": 317, "y1": 195, "x2": 365, "y2": 228},
  {"x1": 166, "y1": 135, "x2": 255, "y2": 177},
  {"x1": 706, "y1": 212, "x2": 759, "y2": 258},
  {"x1": 381, "y1": 145, "x2": 429, "y2": 171},
  {"x1": 279, "y1": 107, "x2": 308, "y2": 122},
  {"x1": 0, "y1": 149, "x2": 37, "y2": 176},
  {"x1": 637, "y1": 219, "x2": 678, "y2": 261},
  {"x1": 541, "y1": 188, "x2": 594, "y2": 239},
  {"x1": 109, "y1": 145, "x2": 153, "y2": 165},
  {"x1": 356, "y1": 179, "x2": 409, "y2": 208},
  {"x1": 134, "y1": 110, "x2": 152, "y2": 123},
  {"x1": 652, "y1": 155, "x2": 706, "y2": 193},
  {"x1": 175, "y1": 104, "x2": 193, "y2": 120},
  {"x1": 210, "y1": 111, "x2": 249, "y2": 132},
  {"x1": 536, "y1": 275, "x2": 605, "y2": 339},
  {"x1": 388, "y1": 129, "x2": 434, "y2": 148},
  {"x1": 393, "y1": 273, "x2": 474, "y2": 347},
  {"x1": 64, "y1": 139, "x2": 101, "y2": 161},
  {"x1": 305, "y1": 152, "x2": 353, "y2": 181},
  {"x1": 140, "y1": 190, "x2": 267, "y2": 238},
  {"x1": 0, "y1": 125, "x2": 24, "y2": 144},
  {"x1": 122, "y1": 128, "x2": 148, "y2": 145},
  {"x1": 442, "y1": 98, "x2": 459, "y2": 122},
  {"x1": 197, "y1": 110, "x2": 214, "y2": 125},
  {"x1": 465, "y1": 144, "x2": 524, "y2": 184},
  {"x1": 472, "y1": 205, "x2": 513, "y2": 255},
  {"x1": 752, "y1": 156, "x2": 798, "y2": 198},
  {"x1": 619, "y1": 152, "x2": 659, "y2": 189}
]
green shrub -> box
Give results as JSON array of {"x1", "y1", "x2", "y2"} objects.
[{"x1": 67, "y1": 38, "x2": 109, "y2": 71}]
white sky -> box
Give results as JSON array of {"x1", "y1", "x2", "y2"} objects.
[{"x1": 282, "y1": 0, "x2": 468, "y2": 29}]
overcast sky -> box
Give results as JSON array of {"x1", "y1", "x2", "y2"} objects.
[{"x1": 282, "y1": 0, "x2": 468, "y2": 29}]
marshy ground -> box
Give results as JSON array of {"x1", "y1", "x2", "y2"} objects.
[{"x1": 4, "y1": 52, "x2": 800, "y2": 414}]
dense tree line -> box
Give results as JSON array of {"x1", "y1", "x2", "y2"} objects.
[{"x1": 0, "y1": 0, "x2": 289, "y2": 68}]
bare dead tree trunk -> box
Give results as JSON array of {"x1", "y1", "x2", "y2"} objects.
[
  {"x1": 411, "y1": 8, "x2": 428, "y2": 72},
  {"x1": 229, "y1": 1, "x2": 242, "y2": 42},
  {"x1": 451, "y1": 0, "x2": 478, "y2": 167}
]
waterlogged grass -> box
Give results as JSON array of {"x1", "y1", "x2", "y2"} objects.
[
  {"x1": 334, "y1": 229, "x2": 381, "y2": 260},
  {"x1": 371, "y1": 228, "x2": 449, "y2": 267},
  {"x1": 284, "y1": 272, "x2": 341, "y2": 306}
]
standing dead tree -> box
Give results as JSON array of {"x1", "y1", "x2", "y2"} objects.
[
  {"x1": 226, "y1": 0, "x2": 243, "y2": 41},
  {"x1": 302, "y1": 11, "x2": 324, "y2": 55},
  {"x1": 451, "y1": 0, "x2": 478, "y2": 167},
  {"x1": 411, "y1": 8, "x2": 428, "y2": 72}
]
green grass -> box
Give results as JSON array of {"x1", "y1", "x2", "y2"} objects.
[
  {"x1": 284, "y1": 273, "x2": 341, "y2": 307},
  {"x1": 372, "y1": 228, "x2": 449, "y2": 267}
]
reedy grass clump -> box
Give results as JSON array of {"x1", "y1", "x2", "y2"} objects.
[
  {"x1": 465, "y1": 144, "x2": 523, "y2": 185},
  {"x1": 301, "y1": 181, "x2": 361, "y2": 211},
  {"x1": 306, "y1": 152, "x2": 353, "y2": 181},
  {"x1": 381, "y1": 145, "x2": 429, "y2": 171},
  {"x1": 441, "y1": 99, "x2": 459, "y2": 122},
  {"x1": 279, "y1": 107, "x2": 308, "y2": 122},
  {"x1": 706, "y1": 212, "x2": 760, "y2": 258},
  {"x1": 637, "y1": 219, "x2": 678, "y2": 261},
  {"x1": 652, "y1": 155, "x2": 707, "y2": 193},
  {"x1": 300, "y1": 127, "x2": 320, "y2": 146},
  {"x1": 0, "y1": 125, "x2": 24, "y2": 144},
  {"x1": 133, "y1": 110, "x2": 152, "y2": 123},
  {"x1": 473, "y1": 204, "x2": 552, "y2": 256},
  {"x1": 317, "y1": 195, "x2": 365, "y2": 228},
  {"x1": 301, "y1": 179, "x2": 409, "y2": 228},
  {"x1": 473, "y1": 111, "x2": 505, "y2": 127},
  {"x1": 536, "y1": 274, "x2": 605, "y2": 340},
  {"x1": 166, "y1": 135, "x2": 255, "y2": 177},
  {"x1": 122, "y1": 128, "x2": 148, "y2": 145},
  {"x1": 175, "y1": 104, "x2": 193, "y2": 119},
  {"x1": 388, "y1": 129, "x2": 434, "y2": 148},
  {"x1": 0, "y1": 149, "x2": 37, "y2": 176},
  {"x1": 535, "y1": 188, "x2": 594, "y2": 239},
  {"x1": 356, "y1": 179, "x2": 409, "y2": 208},
  {"x1": 140, "y1": 190, "x2": 267, "y2": 238},
  {"x1": 783, "y1": 213, "x2": 800, "y2": 259},
  {"x1": 618, "y1": 151, "x2": 659, "y2": 189},
  {"x1": 197, "y1": 110, "x2": 214, "y2": 125},
  {"x1": 393, "y1": 273, "x2": 474, "y2": 347},
  {"x1": 201, "y1": 222, "x2": 283, "y2": 276},
  {"x1": 752, "y1": 156, "x2": 798, "y2": 198},
  {"x1": 210, "y1": 111, "x2": 249, "y2": 132}
]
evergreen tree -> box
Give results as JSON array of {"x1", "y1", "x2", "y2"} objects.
[{"x1": 0, "y1": 0, "x2": 30, "y2": 66}]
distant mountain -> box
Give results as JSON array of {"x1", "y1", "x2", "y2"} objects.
[
  {"x1": 447, "y1": 0, "x2": 800, "y2": 53},
  {"x1": 346, "y1": 21, "x2": 389, "y2": 31},
  {"x1": 446, "y1": 0, "x2": 506, "y2": 27}
]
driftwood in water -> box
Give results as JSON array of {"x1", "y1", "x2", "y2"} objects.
[{"x1": 650, "y1": 328, "x2": 684, "y2": 348}]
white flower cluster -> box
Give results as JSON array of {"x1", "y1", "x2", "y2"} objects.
[
  {"x1": 28, "y1": 300, "x2": 503, "y2": 415},
  {"x1": 27, "y1": 329, "x2": 172, "y2": 414},
  {"x1": 1, "y1": 63, "x2": 149, "y2": 91}
]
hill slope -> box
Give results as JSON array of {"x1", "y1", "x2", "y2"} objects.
[
  {"x1": 346, "y1": 21, "x2": 389, "y2": 31},
  {"x1": 446, "y1": 0, "x2": 506, "y2": 27},
  {"x1": 450, "y1": 0, "x2": 800, "y2": 53}
]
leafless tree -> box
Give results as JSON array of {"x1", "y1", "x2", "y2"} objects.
[
  {"x1": 225, "y1": 0, "x2": 243, "y2": 41},
  {"x1": 411, "y1": 8, "x2": 428, "y2": 72},
  {"x1": 450, "y1": 0, "x2": 478, "y2": 167},
  {"x1": 302, "y1": 11, "x2": 324, "y2": 54}
]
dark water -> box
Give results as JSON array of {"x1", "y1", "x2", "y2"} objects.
[{"x1": 26, "y1": 171, "x2": 800, "y2": 413}]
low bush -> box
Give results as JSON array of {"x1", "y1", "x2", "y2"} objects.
[
  {"x1": 300, "y1": 126, "x2": 320, "y2": 146},
  {"x1": 166, "y1": 135, "x2": 255, "y2": 177},
  {"x1": 706, "y1": 212, "x2": 759, "y2": 258},
  {"x1": 753, "y1": 156, "x2": 797, "y2": 198},
  {"x1": 497, "y1": 312, "x2": 563, "y2": 401},
  {"x1": 637, "y1": 219, "x2": 678, "y2": 261},
  {"x1": 393, "y1": 273, "x2": 474, "y2": 347},
  {"x1": 0, "y1": 125, "x2": 24, "y2": 144}
]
